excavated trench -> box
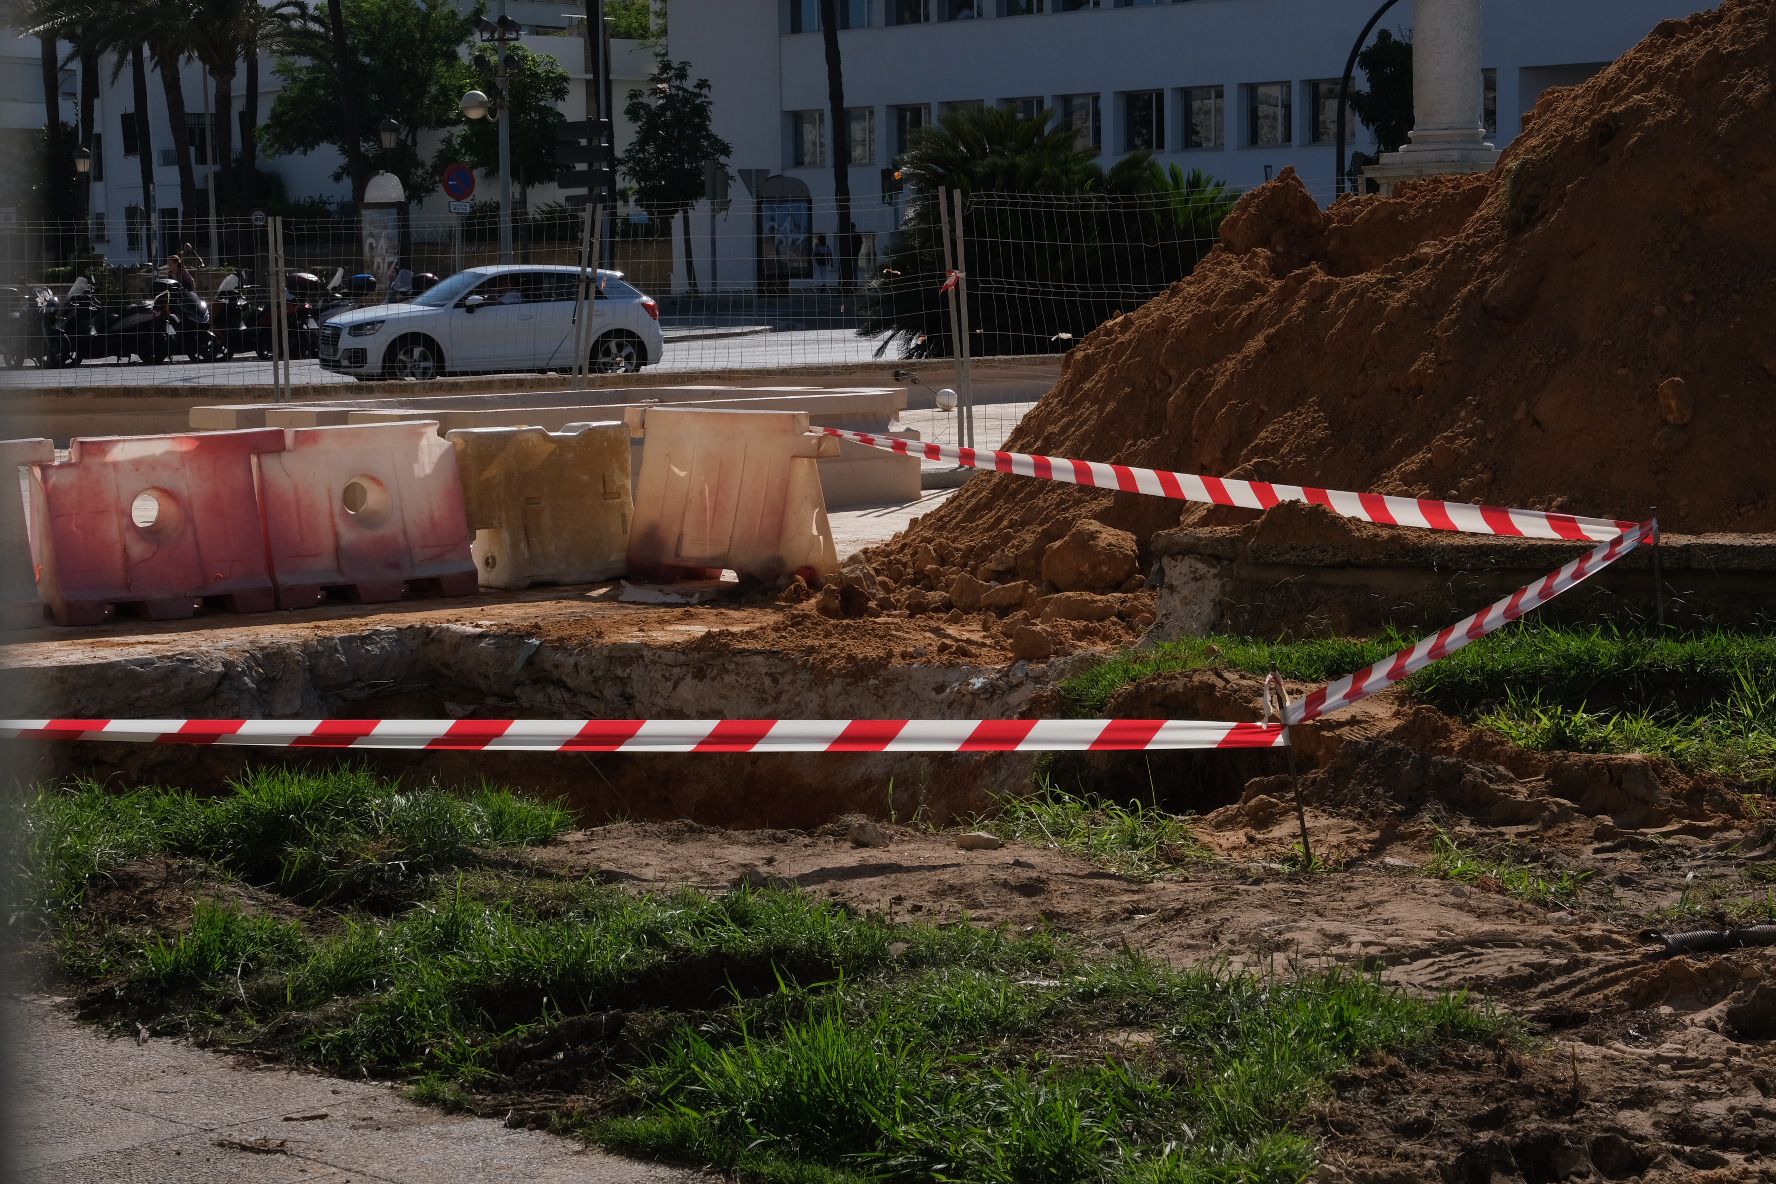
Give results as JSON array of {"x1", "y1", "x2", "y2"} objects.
[{"x1": 0, "y1": 618, "x2": 1097, "y2": 827}]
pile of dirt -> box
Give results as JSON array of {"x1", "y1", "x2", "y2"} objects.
[{"x1": 868, "y1": 0, "x2": 1776, "y2": 592}]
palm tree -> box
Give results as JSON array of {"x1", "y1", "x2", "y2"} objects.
[
  {"x1": 233, "y1": 0, "x2": 314, "y2": 210},
  {"x1": 817, "y1": 0, "x2": 853, "y2": 291},
  {"x1": 189, "y1": 0, "x2": 309, "y2": 211},
  {"x1": 857, "y1": 105, "x2": 1234, "y2": 358}
]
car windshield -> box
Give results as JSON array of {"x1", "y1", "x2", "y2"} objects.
[{"x1": 410, "y1": 270, "x2": 487, "y2": 308}]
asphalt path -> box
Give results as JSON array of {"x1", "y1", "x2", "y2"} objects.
[{"x1": 0, "y1": 328, "x2": 891, "y2": 389}]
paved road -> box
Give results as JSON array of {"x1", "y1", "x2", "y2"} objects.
[
  {"x1": 4, "y1": 993, "x2": 709, "y2": 1184},
  {"x1": 0, "y1": 328, "x2": 891, "y2": 390}
]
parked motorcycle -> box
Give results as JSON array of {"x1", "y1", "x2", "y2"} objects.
[
  {"x1": 57, "y1": 276, "x2": 178, "y2": 365},
  {"x1": 212, "y1": 273, "x2": 258, "y2": 359},
  {"x1": 385, "y1": 269, "x2": 440, "y2": 303},
  {"x1": 153, "y1": 277, "x2": 223, "y2": 362},
  {"x1": 0, "y1": 284, "x2": 74, "y2": 369},
  {"x1": 254, "y1": 276, "x2": 321, "y2": 359}
]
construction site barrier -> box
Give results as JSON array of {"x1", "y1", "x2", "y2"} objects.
[
  {"x1": 0, "y1": 718, "x2": 1286, "y2": 752},
  {"x1": 1, "y1": 438, "x2": 54, "y2": 629},
  {"x1": 258, "y1": 422, "x2": 479, "y2": 607},
  {"x1": 447, "y1": 422, "x2": 632, "y2": 591},
  {"x1": 819, "y1": 427, "x2": 1639, "y2": 542},
  {"x1": 28, "y1": 429, "x2": 285, "y2": 625},
  {"x1": 626, "y1": 407, "x2": 840, "y2": 583}
]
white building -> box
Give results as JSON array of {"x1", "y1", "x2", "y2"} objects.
[
  {"x1": 663, "y1": 0, "x2": 1711, "y2": 289},
  {"x1": 52, "y1": 0, "x2": 653, "y2": 267}
]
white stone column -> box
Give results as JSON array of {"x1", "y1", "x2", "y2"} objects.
[
  {"x1": 1404, "y1": 0, "x2": 1489, "y2": 153},
  {"x1": 1363, "y1": 0, "x2": 1498, "y2": 192}
]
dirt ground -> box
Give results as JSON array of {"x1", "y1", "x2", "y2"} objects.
[{"x1": 517, "y1": 782, "x2": 1775, "y2": 1183}]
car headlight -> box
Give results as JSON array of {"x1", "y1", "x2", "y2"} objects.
[{"x1": 347, "y1": 320, "x2": 386, "y2": 337}]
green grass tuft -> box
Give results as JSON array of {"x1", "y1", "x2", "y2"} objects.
[
  {"x1": 1422, "y1": 830, "x2": 1590, "y2": 908},
  {"x1": 984, "y1": 780, "x2": 1210, "y2": 878}
]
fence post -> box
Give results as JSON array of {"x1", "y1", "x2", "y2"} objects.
[
  {"x1": 951, "y1": 188, "x2": 975, "y2": 452},
  {"x1": 936, "y1": 186, "x2": 967, "y2": 448}
]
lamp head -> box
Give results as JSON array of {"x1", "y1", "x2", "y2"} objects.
[
  {"x1": 378, "y1": 118, "x2": 401, "y2": 151},
  {"x1": 475, "y1": 15, "x2": 496, "y2": 36},
  {"x1": 460, "y1": 90, "x2": 490, "y2": 120},
  {"x1": 73, "y1": 145, "x2": 91, "y2": 174}
]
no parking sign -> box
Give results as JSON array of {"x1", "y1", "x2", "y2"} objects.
[{"x1": 441, "y1": 162, "x2": 476, "y2": 202}]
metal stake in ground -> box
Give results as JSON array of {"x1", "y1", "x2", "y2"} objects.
[
  {"x1": 1650, "y1": 510, "x2": 1667, "y2": 629},
  {"x1": 950, "y1": 187, "x2": 975, "y2": 451},
  {"x1": 1270, "y1": 668, "x2": 1314, "y2": 868},
  {"x1": 936, "y1": 185, "x2": 967, "y2": 447}
]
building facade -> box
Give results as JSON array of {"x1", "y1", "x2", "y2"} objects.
[{"x1": 661, "y1": 0, "x2": 1710, "y2": 289}]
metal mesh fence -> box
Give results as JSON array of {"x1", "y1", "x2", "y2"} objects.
[{"x1": 0, "y1": 182, "x2": 1343, "y2": 397}]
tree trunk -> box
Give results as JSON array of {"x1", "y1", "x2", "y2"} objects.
[
  {"x1": 210, "y1": 64, "x2": 234, "y2": 209},
  {"x1": 131, "y1": 47, "x2": 157, "y2": 257},
  {"x1": 325, "y1": 0, "x2": 370, "y2": 209},
  {"x1": 240, "y1": 44, "x2": 259, "y2": 213},
  {"x1": 38, "y1": 30, "x2": 60, "y2": 138},
  {"x1": 680, "y1": 207, "x2": 697, "y2": 292},
  {"x1": 78, "y1": 46, "x2": 97, "y2": 147},
  {"x1": 156, "y1": 53, "x2": 198, "y2": 252},
  {"x1": 818, "y1": 0, "x2": 854, "y2": 292}
]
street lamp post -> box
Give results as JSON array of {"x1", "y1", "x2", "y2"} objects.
[
  {"x1": 73, "y1": 145, "x2": 91, "y2": 257},
  {"x1": 462, "y1": 8, "x2": 522, "y2": 264}
]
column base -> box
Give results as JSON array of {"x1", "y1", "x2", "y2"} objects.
[{"x1": 1361, "y1": 143, "x2": 1501, "y2": 196}]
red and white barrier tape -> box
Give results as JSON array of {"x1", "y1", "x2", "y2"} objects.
[
  {"x1": 1287, "y1": 521, "x2": 1657, "y2": 724},
  {"x1": 819, "y1": 427, "x2": 1637, "y2": 543},
  {"x1": 0, "y1": 717, "x2": 1285, "y2": 752}
]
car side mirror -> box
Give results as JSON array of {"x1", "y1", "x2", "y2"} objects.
[{"x1": 462, "y1": 294, "x2": 486, "y2": 313}]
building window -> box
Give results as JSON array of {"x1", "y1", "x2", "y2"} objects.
[
  {"x1": 1121, "y1": 89, "x2": 1163, "y2": 152},
  {"x1": 1113, "y1": 0, "x2": 1165, "y2": 5},
  {"x1": 121, "y1": 110, "x2": 139, "y2": 156},
  {"x1": 891, "y1": 103, "x2": 929, "y2": 156},
  {"x1": 790, "y1": 110, "x2": 825, "y2": 167},
  {"x1": 90, "y1": 213, "x2": 108, "y2": 243},
  {"x1": 1483, "y1": 67, "x2": 1497, "y2": 137},
  {"x1": 186, "y1": 113, "x2": 210, "y2": 166},
  {"x1": 1057, "y1": 92, "x2": 1100, "y2": 150},
  {"x1": 1246, "y1": 81, "x2": 1291, "y2": 147},
  {"x1": 948, "y1": 0, "x2": 980, "y2": 17},
  {"x1": 1002, "y1": 96, "x2": 1044, "y2": 122},
  {"x1": 786, "y1": 0, "x2": 872, "y2": 31},
  {"x1": 1179, "y1": 85, "x2": 1222, "y2": 149},
  {"x1": 998, "y1": 0, "x2": 1043, "y2": 13},
  {"x1": 1308, "y1": 79, "x2": 1354, "y2": 145},
  {"x1": 939, "y1": 99, "x2": 984, "y2": 120},
  {"x1": 125, "y1": 204, "x2": 145, "y2": 251},
  {"x1": 887, "y1": 0, "x2": 930, "y2": 23},
  {"x1": 1055, "y1": 0, "x2": 1099, "y2": 10},
  {"x1": 846, "y1": 107, "x2": 875, "y2": 165}
]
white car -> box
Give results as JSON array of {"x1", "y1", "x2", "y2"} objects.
[{"x1": 319, "y1": 264, "x2": 664, "y2": 379}]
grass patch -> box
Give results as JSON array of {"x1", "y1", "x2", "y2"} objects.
[
  {"x1": 1651, "y1": 878, "x2": 1776, "y2": 927},
  {"x1": 27, "y1": 781, "x2": 1511, "y2": 1183},
  {"x1": 1422, "y1": 830, "x2": 1591, "y2": 908},
  {"x1": 598, "y1": 954, "x2": 1510, "y2": 1184},
  {"x1": 982, "y1": 780, "x2": 1209, "y2": 878},
  {"x1": 1059, "y1": 625, "x2": 1776, "y2": 786},
  {"x1": 24, "y1": 766, "x2": 572, "y2": 915}
]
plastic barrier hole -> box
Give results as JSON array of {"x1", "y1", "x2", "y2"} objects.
[
  {"x1": 131, "y1": 491, "x2": 161, "y2": 529},
  {"x1": 338, "y1": 476, "x2": 392, "y2": 527}
]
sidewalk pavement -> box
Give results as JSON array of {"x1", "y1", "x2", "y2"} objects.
[
  {"x1": 659, "y1": 324, "x2": 771, "y2": 343},
  {"x1": 6, "y1": 994, "x2": 709, "y2": 1184}
]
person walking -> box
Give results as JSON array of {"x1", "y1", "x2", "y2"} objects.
[{"x1": 812, "y1": 233, "x2": 834, "y2": 290}]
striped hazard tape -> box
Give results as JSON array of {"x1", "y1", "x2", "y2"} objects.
[
  {"x1": 819, "y1": 427, "x2": 1638, "y2": 542},
  {"x1": 0, "y1": 717, "x2": 1286, "y2": 753},
  {"x1": 1287, "y1": 521, "x2": 1657, "y2": 723}
]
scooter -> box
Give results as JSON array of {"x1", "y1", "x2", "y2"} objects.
[
  {"x1": 386, "y1": 269, "x2": 440, "y2": 303},
  {"x1": 153, "y1": 277, "x2": 224, "y2": 362},
  {"x1": 0, "y1": 285, "x2": 74, "y2": 369},
  {"x1": 213, "y1": 273, "x2": 258, "y2": 358},
  {"x1": 57, "y1": 276, "x2": 178, "y2": 364},
  {"x1": 254, "y1": 276, "x2": 321, "y2": 359}
]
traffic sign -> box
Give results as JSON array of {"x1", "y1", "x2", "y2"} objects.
[
  {"x1": 250, "y1": 208, "x2": 267, "y2": 227},
  {"x1": 447, "y1": 199, "x2": 473, "y2": 215},
  {"x1": 441, "y1": 162, "x2": 476, "y2": 201}
]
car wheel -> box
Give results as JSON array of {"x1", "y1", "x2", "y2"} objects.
[
  {"x1": 590, "y1": 330, "x2": 643, "y2": 374},
  {"x1": 386, "y1": 335, "x2": 444, "y2": 380}
]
